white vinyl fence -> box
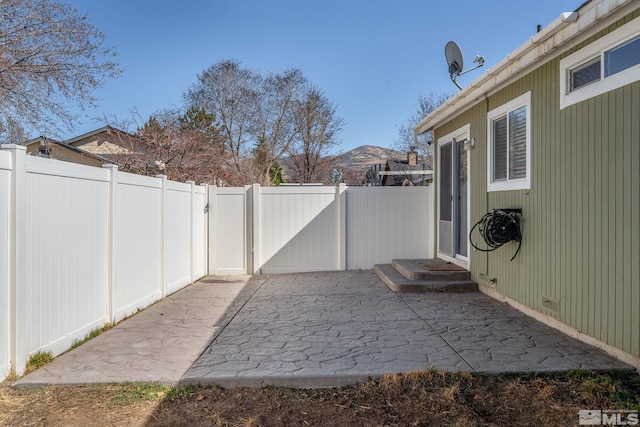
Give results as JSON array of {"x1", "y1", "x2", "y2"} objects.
[
  {"x1": 0, "y1": 150, "x2": 12, "y2": 380},
  {"x1": 209, "y1": 184, "x2": 434, "y2": 275},
  {"x1": 345, "y1": 187, "x2": 435, "y2": 269},
  {"x1": 1, "y1": 144, "x2": 434, "y2": 381},
  {"x1": 0, "y1": 145, "x2": 207, "y2": 378}
]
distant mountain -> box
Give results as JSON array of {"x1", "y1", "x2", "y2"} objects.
[
  {"x1": 281, "y1": 145, "x2": 407, "y2": 185},
  {"x1": 330, "y1": 145, "x2": 405, "y2": 184},
  {"x1": 332, "y1": 145, "x2": 403, "y2": 168}
]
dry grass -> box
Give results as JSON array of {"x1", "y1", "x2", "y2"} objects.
[
  {"x1": 1, "y1": 369, "x2": 639, "y2": 426},
  {"x1": 0, "y1": 386, "x2": 27, "y2": 425}
]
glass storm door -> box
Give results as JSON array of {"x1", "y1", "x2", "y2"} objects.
[{"x1": 439, "y1": 139, "x2": 468, "y2": 260}]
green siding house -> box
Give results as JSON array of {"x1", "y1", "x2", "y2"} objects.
[{"x1": 415, "y1": 0, "x2": 640, "y2": 369}]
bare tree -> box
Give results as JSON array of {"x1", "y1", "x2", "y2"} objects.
[
  {"x1": 251, "y1": 68, "x2": 306, "y2": 185},
  {"x1": 394, "y1": 90, "x2": 451, "y2": 167},
  {"x1": 0, "y1": 116, "x2": 28, "y2": 144},
  {"x1": 285, "y1": 85, "x2": 344, "y2": 183},
  {"x1": 186, "y1": 60, "x2": 344, "y2": 186},
  {"x1": 185, "y1": 60, "x2": 259, "y2": 185},
  {"x1": 0, "y1": 0, "x2": 121, "y2": 138}
]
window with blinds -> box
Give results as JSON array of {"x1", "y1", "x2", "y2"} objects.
[
  {"x1": 487, "y1": 92, "x2": 531, "y2": 191},
  {"x1": 492, "y1": 117, "x2": 507, "y2": 181},
  {"x1": 509, "y1": 106, "x2": 527, "y2": 180}
]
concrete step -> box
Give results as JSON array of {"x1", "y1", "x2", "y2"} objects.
[
  {"x1": 374, "y1": 263, "x2": 478, "y2": 293},
  {"x1": 392, "y1": 259, "x2": 472, "y2": 282}
]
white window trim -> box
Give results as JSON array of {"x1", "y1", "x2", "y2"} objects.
[
  {"x1": 487, "y1": 91, "x2": 531, "y2": 192},
  {"x1": 560, "y1": 15, "x2": 640, "y2": 110}
]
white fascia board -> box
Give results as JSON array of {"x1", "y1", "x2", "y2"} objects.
[
  {"x1": 414, "y1": 0, "x2": 634, "y2": 135},
  {"x1": 415, "y1": 11, "x2": 578, "y2": 135}
]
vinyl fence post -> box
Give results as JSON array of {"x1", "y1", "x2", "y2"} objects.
[
  {"x1": 196, "y1": 184, "x2": 209, "y2": 276},
  {"x1": 251, "y1": 183, "x2": 261, "y2": 275},
  {"x1": 208, "y1": 185, "x2": 217, "y2": 275},
  {"x1": 103, "y1": 164, "x2": 118, "y2": 324},
  {"x1": 156, "y1": 175, "x2": 168, "y2": 297},
  {"x1": 200, "y1": 183, "x2": 209, "y2": 277},
  {"x1": 336, "y1": 183, "x2": 347, "y2": 271},
  {"x1": 6, "y1": 145, "x2": 27, "y2": 375},
  {"x1": 186, "y1": 181, "x2": 195, "y2": 284}
]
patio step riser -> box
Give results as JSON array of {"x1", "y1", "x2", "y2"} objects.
[
  {"x1": 374, "y1": 264, "x2": 478, "y2": 293},
  {"x1": 391, "y1": 260, "x2": 472, "y2": 282}
]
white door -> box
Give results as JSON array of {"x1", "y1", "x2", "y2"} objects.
[{"x1": 438, "y1": 126, "x2": 470, "y2": 265}]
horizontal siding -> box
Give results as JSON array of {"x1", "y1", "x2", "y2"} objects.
[{"x1": 433, "y1": 9, "x2": 640, "y2": 359}]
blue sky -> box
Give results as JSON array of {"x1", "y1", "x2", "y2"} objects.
[{"x1": 63, "y1": 0, "x2": 582, "y2": 153}]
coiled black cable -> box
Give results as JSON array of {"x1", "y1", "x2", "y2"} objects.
[{"x1": 469, "y1": 209, "x2": 522, "y2": 261}]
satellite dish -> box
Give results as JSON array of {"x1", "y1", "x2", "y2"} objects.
[
  {"x1": 445, "y1": 41, "x2": 464, "y2": 77},
  {"x1": 445, "y1": 41, "x2": 485, "y2": 90}
]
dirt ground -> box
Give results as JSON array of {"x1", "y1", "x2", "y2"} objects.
[{"x1": 2, "y1": 369, "x2": 639, "y2": 426}]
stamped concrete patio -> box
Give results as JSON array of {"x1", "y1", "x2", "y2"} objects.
[{"x1": 14, "y1": 270, "x2": 631, "y2": 389}]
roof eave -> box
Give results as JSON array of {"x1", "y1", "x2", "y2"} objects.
[
  {"x1": 416, "y1": 0, "x2": 640, "y2": 135},
  {"x1": 51, "y1": 140, "x2": 110, "y2": 162},
  {"x1": 64, "y1": 125, "x2": 134, "y2": 146},
  {"x1": 414, "y1": 10, "x2": 580, "y2": 136}
]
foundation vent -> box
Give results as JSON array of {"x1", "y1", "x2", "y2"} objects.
[{"x1": 541, "y1": 296, "x2": 559, "y2": 315}]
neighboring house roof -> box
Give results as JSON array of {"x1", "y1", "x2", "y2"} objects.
[
  {"x1": 21, "y1": 136, "x2": 111, "y2": 163},
  {"x1": 21, "y1": 135, "x2": 61, "y2": 151},
  {"x1": 51, "y1": 140, "x2": 111, "y2": 162},
  {"x1": 19, "y1": 126, "x2": 136, "y2": 167},
  {"x1": 415, "y1": 0, "x2": 634, "y2": 134},
  {"x1": 64, "y1": 125, "x2": 135, "y2": 157},
  {"x1": 63, "y1": 125, "x2": 116, "y2": 145}
]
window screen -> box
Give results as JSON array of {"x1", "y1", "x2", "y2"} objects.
[{"x1": 570, "y1": 57, "x2": 601, "y2": 91}]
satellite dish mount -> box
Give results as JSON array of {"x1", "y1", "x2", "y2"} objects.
[{"x1": 445, "y1": 41, "x2": 485, "y2": 90}]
